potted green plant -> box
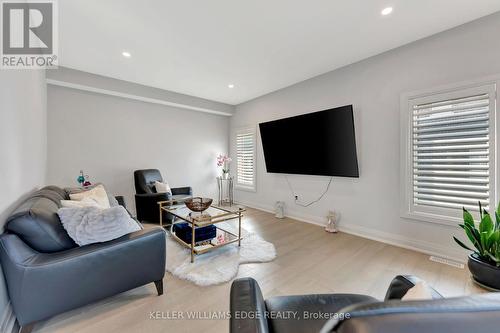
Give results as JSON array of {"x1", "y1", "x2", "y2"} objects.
[{"x1": 454, "y1": 202, "x2": 500, "y2": 290}]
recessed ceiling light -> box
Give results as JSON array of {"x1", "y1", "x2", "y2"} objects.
[
  {"x1": 381, "y1": 7, "x2": 393, "y2": 16},
  {"x1": 122, "y1": 51, "x2": 131, "y2": 58},
  {"x1": 228, "y1": 84, "x2": 235, "y2": 89}
]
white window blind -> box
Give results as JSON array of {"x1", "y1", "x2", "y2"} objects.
[
  {"x1": 236, "y1": 128, "x2": 256, "y2": 190},
  {"x1": 413, "y1": 93, "x2": 492, "y2": 212},
  {"x1": 401, "y1": 83, "x2": 497, "y2": 225}
]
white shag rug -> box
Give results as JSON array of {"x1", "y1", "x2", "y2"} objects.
[{"x1": 166, "y1": 222, "x2": 276, "y2": 286}]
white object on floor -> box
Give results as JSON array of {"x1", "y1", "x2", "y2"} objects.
[
  {"x1": 166, "y1": 222, "x2": 276, "y2": 286},
  {"x1": 325, "y1": 210, "x2": 339, "y2": 233},
  {"x1": 275, "y1": 201, "x2": 285, "y2": 218}
]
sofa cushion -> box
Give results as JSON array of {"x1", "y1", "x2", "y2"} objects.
[
  {"x1": 61, "y1": 198, "x2": 101, "y2": 208},
  {"x1": 265, "y1": 294, "x2": 377, "y2": 333},
  {"x1": 65, "y1": 183, "x2": 119, "y2": 207},
  {"x1": 58, "y1": 206, "x2": 141, "y2": 246},
  {"x1": 6, "y1": 188, "x2": 77, "y2": 253},
  {"x1": 154, "y1": 181, "x2": 172, "y2": 195},
  {"x1": 69, "y1": 185, "x2": 110, "y2": 209}
]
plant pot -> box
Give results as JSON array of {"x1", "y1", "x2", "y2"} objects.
[{"x1": 468, "y1": 253, "x2": 500, "y2": 290}]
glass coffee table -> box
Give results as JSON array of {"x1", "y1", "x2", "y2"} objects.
[{"x1": 158, "y1": 200, "x2": 245, "y2": 263}]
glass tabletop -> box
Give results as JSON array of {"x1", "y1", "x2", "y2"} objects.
[{"x1": 163, "y1": 204, "x2": 245, "y2": 225}]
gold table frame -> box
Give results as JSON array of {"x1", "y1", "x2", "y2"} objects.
[{"x1": 158, "y1": 200, "x2": 244, "y2": 263}]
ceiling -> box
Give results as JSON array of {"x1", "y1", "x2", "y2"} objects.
[{"x1": 59, "y1": 1, "x2": 500, "y2": 105}]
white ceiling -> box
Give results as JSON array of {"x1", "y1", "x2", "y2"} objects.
[{"x1": 59, "y1": 0, "x2": 500, "y2": 105}]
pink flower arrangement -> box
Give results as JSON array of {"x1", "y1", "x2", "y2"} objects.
[{"x1": 217, "y1": 154, "x2": 232, "y2": 174}]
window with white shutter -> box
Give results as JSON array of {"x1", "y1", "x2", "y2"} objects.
[
  {"x1": 235, "y1": 127, "x2": 256, "y2": 191},
  {"x1": 401, "y1": 83, "x2": 497, "y2": 225}
]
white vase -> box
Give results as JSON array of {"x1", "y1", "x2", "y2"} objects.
[{"x1": 222, "y1": 172, "x2": 229, "y2": 180}]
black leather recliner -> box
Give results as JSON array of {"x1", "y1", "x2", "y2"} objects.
[
  {"x1": 0, "y1": 186, "x2": 166, "y2": 333},
  {"x1": 134, "y1": 169, "x2": 192, "y2": 224},
  {"x1": 230, "y1": 276, "x2": 500, "y2": 333}
]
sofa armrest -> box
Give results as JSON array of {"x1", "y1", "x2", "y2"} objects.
[
  {"x1": 115, "y1": 195, "x2": 126, "y2": 208},
  {"x1": 0, "y1": 228, "x2": 166, "y2": 326},
  {"x1": 321, "y1": 293, "x2": 500, "y2": 333},
  {"x1": 384, "y1": 275, "x2": 443, "y2": 301},
  {"x1": 230, "y1": 277, "x2": 269, "y2": 333},
  {"x1": 171, "y1": 186, "x2": 192, "y2": 196},
  {"x1": 135, "y1": 192, "x2": 172, "y2": 201},
  {"x1": 135, "y1": 192, "x2": 172, "y2": 222}
]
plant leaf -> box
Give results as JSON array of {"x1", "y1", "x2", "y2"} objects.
[
  {"x1": 480, "y1": 213, "x2": 494, "y2": 234},
  {"x1": 485, "y1": 250, "x2": 500, "y2": 263},
  {"x1": 463, "y1": 208, "x2": 475, "y2": 228},
  {"x1": 480, "y1": 231, "x2": 489, "y2": 254},
  {"x1": 453, "y1": 237, "x2": 474, "y2": 252},
  {"x1": 495, "y1": 211, "x2": 500, "y2": 231},
  {"x1": 486, "y1": 231, "x2": 498, "y2": 250},
  {"x1": 491, "y1": 231, "x2": 500, "y2": 244},
  {"x1": 464, "y1": 224, "x2": 482, "y2": 254}
]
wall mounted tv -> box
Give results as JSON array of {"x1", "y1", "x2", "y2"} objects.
[{"x1": 259, "y1": 105, "x2": 359, "y2": 177}]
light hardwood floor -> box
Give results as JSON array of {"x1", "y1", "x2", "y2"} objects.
[{"x1": 34, "y1": 208, "x2": 483, "y2": 333}]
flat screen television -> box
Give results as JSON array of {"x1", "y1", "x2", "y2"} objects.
[{"x1": 259, "y1": 105, "x2": 359, "y2": 177}]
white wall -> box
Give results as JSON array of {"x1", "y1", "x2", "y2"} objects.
[
  {"x1": 0, "y1": 70, "x2": 47, "y2": 330},
  {"x1": 47, "y1": 85, "x2": 230, "y2": 215},
  {"x1": 47, "y1": 67, "x2": 235, "y2": 116},
  {"x1": 230, "y1": 12, "x2": 500, "y2": 262}
]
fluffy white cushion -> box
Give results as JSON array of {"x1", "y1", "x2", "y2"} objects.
[
  {"x1": 401, "y1": 281, "x2": 434, "y2": 300},
  {"x1": 155, "y1": 181, "x2": 172, "y2": 194},
  {"x1": 57, "y1": 206, "x2": 141, "y2": 246},
  {"x1": 69, "y1": 184, "x2": 110, "y2": 209},
  {"x1": 61, "y1": 198, "x2": 100, "y2": 208}
]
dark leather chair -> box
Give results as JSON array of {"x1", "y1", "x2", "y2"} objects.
[
  {"x1": 0, "y1": 186, "x2": 166, "y2": 333},
  {"x1": 230, "y1": 276, "x2": 500, "y2": 333},
  {"x1": 134, "y1": 169, "x2": 192, "y2": 224}
]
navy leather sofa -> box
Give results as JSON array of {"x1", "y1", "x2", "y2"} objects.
[{"x1": 0, "y1": 186, "x2": 166, "y2": 333}]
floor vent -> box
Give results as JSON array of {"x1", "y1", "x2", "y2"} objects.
[{"x1": 429, "y1": 256, "x2": 464, "y2": 269}]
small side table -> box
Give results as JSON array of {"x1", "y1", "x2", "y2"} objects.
[{"x1": 217, "y1": 176, "x2": 234, "y2": 206}]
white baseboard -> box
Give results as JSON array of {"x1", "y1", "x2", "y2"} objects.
[
  {"x1": 0, "y1": 302, "x2": 16, "y2": 333},
  {"x1": 238, "y1": 200, "x2": 467, "y2": 264}
]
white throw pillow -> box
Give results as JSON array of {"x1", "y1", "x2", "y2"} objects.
[
  {"x1": 65, "y1": 183, "x2": 119, "y2": 207},
  {"x1": 57, "y1": 206, "x2": 141, "y2": 246},
  {"x1": 69, "y1": 184, "x2": 110, "y2": 209},
  {"x1": 61, "y1": 198, "x2": 100, "y2": 208},
  {"x1": 155, "y1": 181, "x2": 172, "y2": 194},
  {"x1": 401, "y1": 281, "x2": 434, "y2": 300}
]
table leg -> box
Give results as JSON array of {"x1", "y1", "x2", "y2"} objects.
[
  {"x1": 191, "y1": 226, "x2": 195, "y2": 263},
  {"x1": 159, "y1": 205, "x2": 163, "y2": 228},
  {"x1": 229, "y1": 178, "x2": 233, "y2": 206},
  {"x1": 217, "y1": 178, "x2": 222, "y2": 206},
  {"x1": 238, "y1": 212, "x2": 242, "y2": 247}
]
